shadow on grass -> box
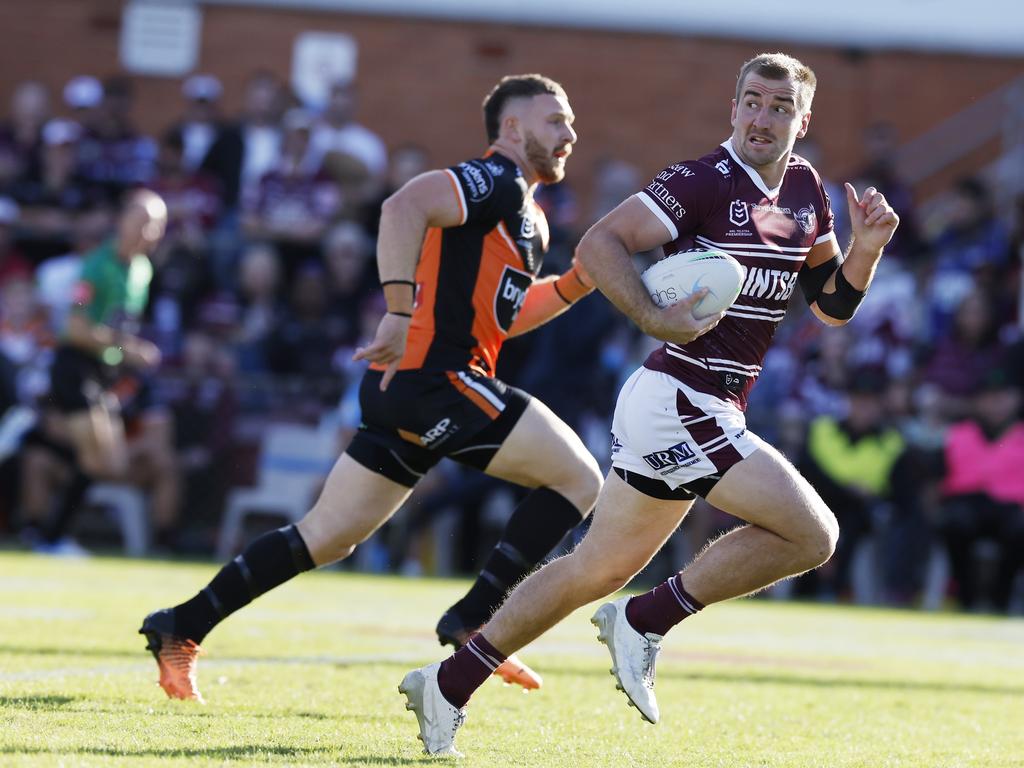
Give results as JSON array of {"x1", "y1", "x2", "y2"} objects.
[
  {"x1": 0, "y1": 643, "x2": 141, "y2": 659},
  {"x1": 0, "y1": 695, "x2": 371, "y2": 721},
  {"x1": 640, "y1": 668, "x2": 1024, "y2": 697},
  {"x1": 0, "y1": 745, "x2": 431, "y2": 764},
  {"x1": 0, "y1": 643, "x2": 423, "y2": 667},
  {"x1": 0, "y1": 695, "x2": 76, "y2": 710}
]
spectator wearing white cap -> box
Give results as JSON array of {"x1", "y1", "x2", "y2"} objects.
[
  {"x1": 148, "y1": 126, "x2": 222, "y2": 356},
  {"x1": 63, "y1": 75, "x2": 103, "y2": 114},
  {"x1": 62, "y1": 75, "x2": 104, "y2": 147},
  {"x1": 0, "y1": 81, "x2": 52, "y2": 191},
  {"x1": 74, "y1": 75, "x2": 157, "y2": 203},
  {"x1": 305, "y1": 80, "x2": 387, "y2": 208},
  {"x1": 241, "y1": 107, "x2": 341, "y2": 271},
  {"x1": 10, "y1": 118, "x2": 102, "y2": 244},
  {"x1": 306, "y1": 80, "x2": 386, "y2": 178},
  {"x1": 201, "y1": 70, "x2": 284, "y2": 210},
  {"x1": 176, "y1": 74, "x2": 224, "y2": 172}
]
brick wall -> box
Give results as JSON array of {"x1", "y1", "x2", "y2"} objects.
[{"x1": 2, "y1": 0, "x2": 1022, "y2": 211}]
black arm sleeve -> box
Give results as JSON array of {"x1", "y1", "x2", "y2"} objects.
[
  {"x1": 816, "y1": 264, "x2": 867, "y2": 321},
  {"x1": 798, "y1": 255, "x2": 840, "y2": 305}
]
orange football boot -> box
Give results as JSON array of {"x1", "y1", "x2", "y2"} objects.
[
  {"x1": 436, "y1": 609, "x2": 542, "y2": 690},
  {"x1": 139, "y1": 609, "x2": 205, "y2": 703}
]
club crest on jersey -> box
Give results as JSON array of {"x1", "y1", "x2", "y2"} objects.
[
  {"x1": 458, "y1": 161, "x2": 494, "y2": 203},
  {"x1": 796, "y1": 204, "x2": 816, "y2": 234},
  {"x1": 729, "y1": 200, "x2": 749, "y2": 227},
  {"x1": 494, "y1": 265, "x2": 532, "y2": 332},
  {"x1": 484, "y1": 160, "x2": 505, "y2": 176}
]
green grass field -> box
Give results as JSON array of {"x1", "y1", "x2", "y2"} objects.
[{"x1": 1, "y1": 551, "x2": 1022, "y2": 767}]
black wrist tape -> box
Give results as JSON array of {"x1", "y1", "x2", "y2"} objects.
[{"x1": 816, "y1": 264, "x2": 865, "y2": 320}]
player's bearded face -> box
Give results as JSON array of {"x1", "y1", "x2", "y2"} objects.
[
  {"x1": 516, "y1": 93, "x2": 575, "y2": 184},
  {"x1": 524, "y1": 130, "x2": 566, "y2": 184}
]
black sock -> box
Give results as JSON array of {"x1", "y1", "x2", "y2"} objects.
[
  {"x1": 172, "y1": 524, "x2": 314, "y2": 643},
  {"x1": 449, "y1": 487, "x2": 582, "y2": 627},
  {"x1": 44, "y1": 469, "x2": 93, "y2": 544}
]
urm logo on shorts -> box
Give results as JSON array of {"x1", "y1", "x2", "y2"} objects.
[
  {"x1": 642, "y1": 441, "x2": 697, "y2": 471},
  {"x1": 494, "y1": 265, "x2": 532, "y2": 332}
]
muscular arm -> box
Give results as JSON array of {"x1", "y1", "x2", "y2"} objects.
[
  {"x1": 507, "y1": 264, "x2": 593, "y2": 338},
  {"x1": 807, "y1": 238, "x2": 883, "y2": 327},
  {"x1": 802, "y1": 236, "x2": 846, "y2": 327},
  {"x1": 806, "y1": 183, "x2": 899, "y2": 326},
  {"x1": 354, "y1": 169, "x2": 466, "y2": 388},
  {"x1": 375, "y1": 170, "x2": 464, "y2": 313},
  {"x1": 577, "y1": 196, "x2": 721, "y2": 345}
]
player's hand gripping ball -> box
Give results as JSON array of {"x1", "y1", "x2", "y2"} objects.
[{"x1": 641, "y1": 249, "x2": 746, "y2": 319}]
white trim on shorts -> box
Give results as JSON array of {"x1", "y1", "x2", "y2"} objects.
[{"x1": 609, "y1": 367, "x2": 765, "y2": 491}]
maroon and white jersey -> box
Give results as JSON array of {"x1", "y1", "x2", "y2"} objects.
[{"x1": 637, "y1": 140, "x2": 836, "y2": 409}]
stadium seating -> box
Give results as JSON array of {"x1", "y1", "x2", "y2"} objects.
[{"x1": 215, "y1": 423, "x2": 337, "y2": 559}]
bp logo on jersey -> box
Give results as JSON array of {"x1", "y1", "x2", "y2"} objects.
[{"x1": 494, "y1": 265, "x2": 532, "y2": 332}]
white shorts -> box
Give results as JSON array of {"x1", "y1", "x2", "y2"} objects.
[{"x1": 610, "y1": 367, "x2": 764, "y2": 494}]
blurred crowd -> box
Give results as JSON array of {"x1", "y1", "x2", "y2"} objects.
[{"x1": 0, "y1": 71, "x2": 1022, "y2": 615}]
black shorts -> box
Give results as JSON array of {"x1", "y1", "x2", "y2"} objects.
[
  {"x1": 47, "y1": 346, "x2": 112, "y2": 415},
  {"x1": 346, "y1": 368, "x2": 530, "y2": 487},
  {"x1": 613, "y1": 466, "x2": 721, "y2": 501}
]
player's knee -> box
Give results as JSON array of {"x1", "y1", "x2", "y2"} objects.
[
  {"x1": 303, "y1": 530, "x2": 358, "y2": 565},
  {"x1": 556, "y1": 453, "x2": 602, "y2": 518},
  {"x1": 569, "y1": 550, "x2": 636, "y2": 601},
  {"x1": 800, "y1": 505, "x2": 839, "y2": 569},
  {"x1": 297, "y1": 512, "x2": 356, "y2": 564},
  {"x1": 589, "y1": 565, "x2": 635, "y2": 600}
]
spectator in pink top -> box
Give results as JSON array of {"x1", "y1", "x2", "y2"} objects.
[{"x1": 938, "y1": 368, "x2": 1024, "y2": 612}]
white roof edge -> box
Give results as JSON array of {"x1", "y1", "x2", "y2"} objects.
[{"x1": 199, "y1": 0, "x2": 1024, "y2": 57}]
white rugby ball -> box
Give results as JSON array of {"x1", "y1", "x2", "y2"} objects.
[{"x1": 640, "y1": 249, "x2": 746, "y2": 319}]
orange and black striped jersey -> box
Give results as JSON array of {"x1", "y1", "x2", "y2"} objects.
[{"x1": 379, "y1": 151, "x2": 549, "y2": 377}]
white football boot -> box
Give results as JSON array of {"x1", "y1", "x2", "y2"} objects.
[
  {"x1": 591, "y1": 596, "x2": 662, "y2": 724},
  {"x1": 399, "y1": 662, "x2": 466, "y2": 757}
]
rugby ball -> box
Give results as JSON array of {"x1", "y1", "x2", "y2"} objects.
[{"x1": 640, "y1": 249, "x2": 746, "y2": 319}]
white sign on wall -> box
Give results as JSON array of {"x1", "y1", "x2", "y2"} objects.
[
  {"x1": 292, "y1": 31, "x2": 358, "y2": 108},
  {"x1": 120, "y1": 1, "x2": 202, "y2": 76}
]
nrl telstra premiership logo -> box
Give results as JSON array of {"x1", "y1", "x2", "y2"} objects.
[{"x1": 729, "y1": 200, "x2": 749, "y2": 227}]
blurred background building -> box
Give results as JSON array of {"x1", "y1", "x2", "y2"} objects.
[{"x1": 0, "y1": 0, "x2": 1022, "y2": 613}]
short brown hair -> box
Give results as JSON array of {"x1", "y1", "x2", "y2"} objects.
[
  {"x1": 482, "y1": 74, "x2": 568, "y2": 143},
  {"x1": 736, "y1": 53, "x2": 817, "y2": 111}
]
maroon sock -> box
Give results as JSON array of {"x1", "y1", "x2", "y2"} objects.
[
  {"x1": 625, "y1": 575, "x2": 704, "y2": 637},
  {"x1": 436, "y1": 634, "x2": 507, "y2": 709}
]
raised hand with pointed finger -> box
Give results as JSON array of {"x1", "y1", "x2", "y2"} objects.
[{"x1": 845, "y1": 182, "x2": 900, "y2": 252}]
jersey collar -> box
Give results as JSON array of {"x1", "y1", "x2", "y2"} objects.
[{"x1": 721, "y1": 139, "x2": 785, "y2": 201}]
